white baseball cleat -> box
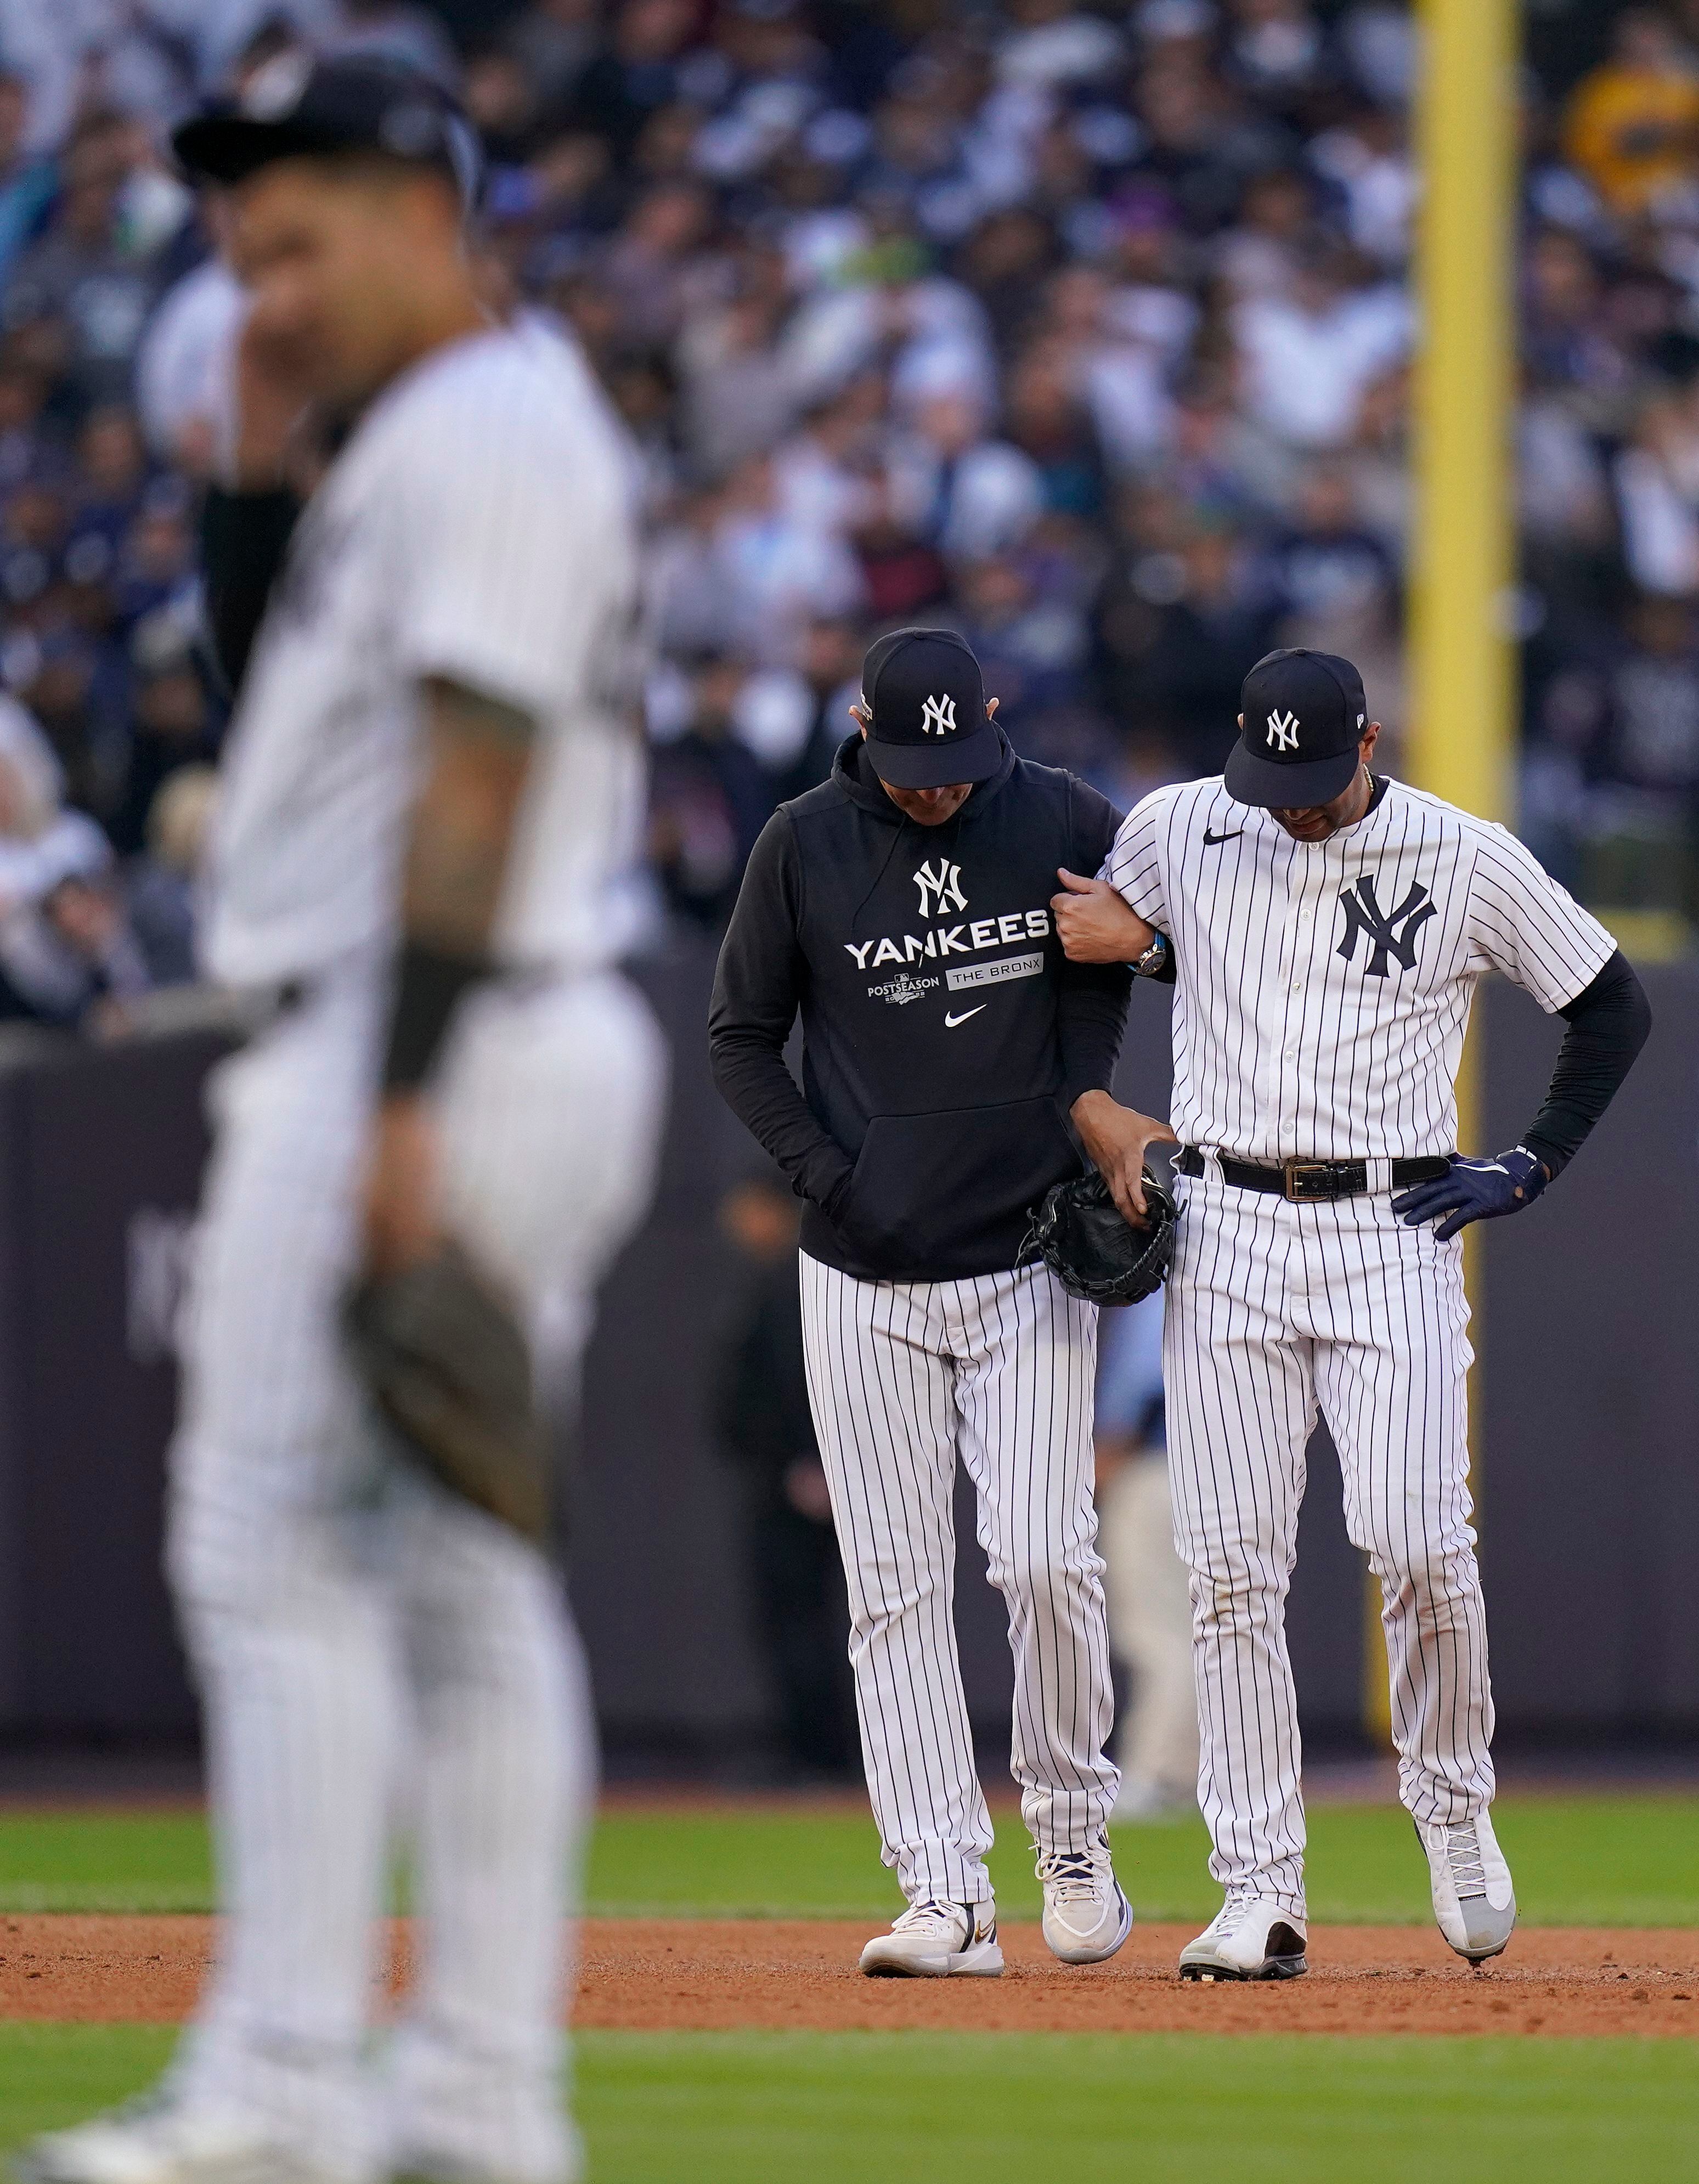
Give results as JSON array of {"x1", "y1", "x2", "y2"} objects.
[
  {"x1": 1419, "y1": 1809, "x2": 1516, "y2": 1962},
  {"x1": 14, "y1": 2096, "x2": 330, "y2": 2184},
  {"x1": 1178, "y1": 1892, "x2": 1308, "y2": 1982},
  {"x1": 1037, "y1": 1846, "x2": 1133, "y2": 1965},
  {"x1": 859, "y1": 1898, "x2": 1004, "y2": 1978}
]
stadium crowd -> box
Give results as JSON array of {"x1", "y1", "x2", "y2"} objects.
[{"x1": 0, "y1": 0, "x2": 1692, "y2": 1029}]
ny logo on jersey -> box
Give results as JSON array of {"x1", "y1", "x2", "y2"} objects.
[
  {"x1": 914, "y1": 857, "x2": 967, "y2": 918},
  {"x1": 1336, "y1": 873, "x2": 1437, "y2": 978},
  {"x1": 920, "y1": 692, "x2": 958, "y2": 736},
  {"x1": 1266, "y1": 708, "x2": 1301, "y2": 753}
]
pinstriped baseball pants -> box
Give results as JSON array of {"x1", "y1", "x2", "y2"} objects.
[
  {"x1": 798, "y1": 1253, "x2": 1119, "y2": 1907},
  {"x1": 165, "y1": 965, "x2": 664, "y2": 2183},
  {"x1": 1164, "y1": 1162, "x2": 1494, "y2": 1918}
]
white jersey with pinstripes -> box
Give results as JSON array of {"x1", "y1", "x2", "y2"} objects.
[
  {"x1": 203, "y1": 318, "x2": 644, "y2": 987},
  {"x1": 1100, "y1": 775, "x2": 1616, "y2": 1161},
  {"x1": 1100, "y1": 771, "x2": 1620, "y2": 1914}
]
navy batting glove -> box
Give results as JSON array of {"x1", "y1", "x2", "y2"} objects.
[{"x1": 1391, "y1": 1147, "x2": 1549, "y2": 1241}]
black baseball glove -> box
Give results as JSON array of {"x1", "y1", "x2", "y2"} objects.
[
  {"x1": 343, "y1": 1240, "x2": 551, "y2": 1546},
  {"x1": 1021, "y1": 1170, "x2": 1177, "y2": 1306}
]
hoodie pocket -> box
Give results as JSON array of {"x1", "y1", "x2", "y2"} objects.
[{"x1": 841, "y1": 1096, "x2": 1080, "y2": 1273}]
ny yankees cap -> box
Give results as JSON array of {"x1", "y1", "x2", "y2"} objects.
[
  {"x1": 172, "y1": 53, "x2": 482, "y2": 211},
  {"x1": 860, "y1": 628, "x2": 1001, "y2": 788},
  {"x1": 1224, "y1": 647, "x2": 1370, "y2": 809}
]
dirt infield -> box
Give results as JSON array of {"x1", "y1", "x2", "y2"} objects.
[{"x1": 2, "y1": 1915, "x2": 1697, "y2": 2035}]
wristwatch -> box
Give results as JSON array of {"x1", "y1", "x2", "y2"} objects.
[{"x1": 1133, "y1": 932, "x2": 1169, "y2": 979}]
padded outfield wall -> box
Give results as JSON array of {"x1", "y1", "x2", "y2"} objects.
[{"x1": 0, "y1": 950, "x2": 1691, "y2": 1754}]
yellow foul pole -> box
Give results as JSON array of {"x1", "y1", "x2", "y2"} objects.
[
  {"x1": 1362, "y1": 0, "x2": 1519, "y2": 1743},
  {"x1": 1408, "y1": 0, "x2": 1519, "y2": 823}
]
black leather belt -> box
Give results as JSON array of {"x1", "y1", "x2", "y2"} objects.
[{"x1": 1175, "y1": 1146, "x2": 1452, "y2": 1203}]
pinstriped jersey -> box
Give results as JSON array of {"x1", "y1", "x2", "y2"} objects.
[
  {"x1": 204, "y1": 319, "x2": 644, "y2": 986},
  {"x1": 1101, "y1": 775, "x2": 1617, "y2": 1162}
]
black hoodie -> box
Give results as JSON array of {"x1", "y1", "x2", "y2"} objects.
[{"x1": 709, "y1": 730, "x2": 1134, "y2": 1280}]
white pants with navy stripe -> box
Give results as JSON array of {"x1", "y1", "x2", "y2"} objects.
[
  {"x1": 798, "y1": 1252, "x2": 1119, "y2": 1906},
  {"x1": 1164, "y1": 1161, "x2": 1493, "y2": 1918},
  {"x1": 165, "y1": 962, "x2": 664, "y2": 2183}
]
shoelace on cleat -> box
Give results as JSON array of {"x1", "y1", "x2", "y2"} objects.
[
  {"x1": 1210, "y1": 1889, "x2": 1263, "y2": 1941},
  {"x1": 1444, "y1": 1823, "x2": 1488, "y2": 1900},
  {"x1": 1037, "y1": 1849, "x2": 1109, "y2": 1905},
  {"x1": 891, "y1": 1899, "x2": 969, "y2": 1938}
]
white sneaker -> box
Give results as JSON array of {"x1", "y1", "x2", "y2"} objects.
[
  {"x1": 1178, "y1": 1892, "x2": 1308, "y2": 1982},
  {"x1": 1419, "y1": 1809, "x2": 1516, "y2": 1962},
  {"x1": 859, "y1": 1898, "x2": 1004, "y2": 1978},
  {"x1": 15, "y1": 2096, "x2": 329, "y2": 2184},
  {"x1": 1037, "y1": 1846, "x2": 1133, "y2": 1965},
  {"x1": 392, "y1": 2163, "x2": 566, "y2": 2184}
]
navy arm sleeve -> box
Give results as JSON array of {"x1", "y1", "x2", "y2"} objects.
[
  {"x1": 200, "y1": 485, "x2": 300, "y2": 697},
  {"x1": 709, "y1": 813, "x2": 856, "y2": 1214},
  {"x1": 1520, "y1": 949, "x2": 1652, "y2": 1180},
  {"x1": 1057, "y1": 778, "x2": 1135, "y2": 1106}
]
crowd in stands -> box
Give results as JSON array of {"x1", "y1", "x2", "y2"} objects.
[{"x1": 0, "y1": 0, "x2": 1692, "y2": 1029}]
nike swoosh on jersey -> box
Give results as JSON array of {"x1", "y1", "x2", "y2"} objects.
[
  {"x1": 944, "y1": 1007, "x2": 986, "y2": 1028},
  {"x1": 1203, "y1": 828, "x2": 1244, "y2": 846}
]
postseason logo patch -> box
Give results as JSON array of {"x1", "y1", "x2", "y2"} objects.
[{"x1": 868, "y1": 970, "x2": 940, "y2": 1006}]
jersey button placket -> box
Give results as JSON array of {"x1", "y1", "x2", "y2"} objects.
[
  {"x1": 1277, "y1": 854, "x2": 1317, "y2": 1153},
  {"x1": 1261, "y1": 890, "x2": 1295, "y2": 1135}
]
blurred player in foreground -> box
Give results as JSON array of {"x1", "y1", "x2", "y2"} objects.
[{"x1": 24, "y1": 55, "x2": 663, "y2": 2184}]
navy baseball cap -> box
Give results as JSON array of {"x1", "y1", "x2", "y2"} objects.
[
  {"x1": 172, "y1": 53, "x2": 482, "y2": 211},
  {"x1": 1224, "y1": 647, "x2": 1370, "y2": 809},
  {"x1": 859, "y1": 628, "x2": 1001, "y2": 789}
]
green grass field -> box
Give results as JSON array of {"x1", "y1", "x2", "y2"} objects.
[
  {"x1": 3, "y1": 1793, "x2": 1696, "y2": 2181},
  {"x1": 2, "y1": 1791, "x2": 1696, "y2": 1925},
  {"x1": 0, "y1": 2027, "x2": 1694, "y2": 2183}
]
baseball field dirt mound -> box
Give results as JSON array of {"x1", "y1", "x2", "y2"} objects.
[{"x1": 2, "y1": 1915, "x2": 1696, "y2": 2035}]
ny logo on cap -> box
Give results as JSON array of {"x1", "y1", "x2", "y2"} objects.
[
  {"x1": 914, "y1": 858, "x2": 967, "y2": 918},
  {"x1": 920, "y1": 692, "x2": 957, "y2": 737},
  {"x1": 241, "y1": 48, "x2": 312, "y2": 118},
  {"x1": 1266, "y1": 708, "x2": 1300, "y2": 753}
]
